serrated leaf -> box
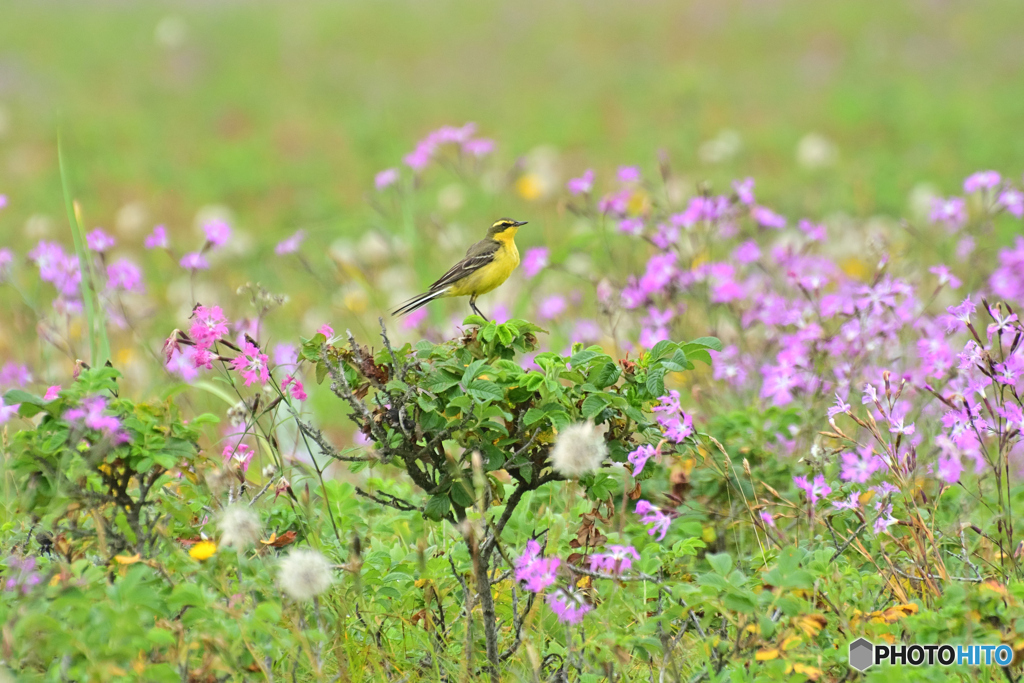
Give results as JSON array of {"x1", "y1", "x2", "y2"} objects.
[
  {"x1": 496, "y1": 325, "x2": 514, "y2": 346},
  {"x1": 590, "y1": 361, "x2": 620, "y2": 389},
  {"x1": 650, "y1": 339, "x2": 676, "y2": 361},
  {"x1": 523, "y1": 408, "x2": 547, "y2": 426},
  {"x1": 645, "y1": 367, "x2": 666, "y2": 397},
  {"x1": 687, "y1": 336, "x2": 723, "y2": 351},
  {"x1": 581, "y1": 394, "x2": 610, "y2": 419},
  {"x1": 424, "y1": 494, "x2": 450, "y2": 521},
  {"x1": 467, "y1": 379, "x2": 504, "y2": 402}
]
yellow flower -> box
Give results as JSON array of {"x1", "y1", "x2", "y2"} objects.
[
  {"x1": 516, "y1": 174, "x2": 543, "y2": 201},
  {"x1": 189, "y1": 540, "x2": 217, "y2": 561}
]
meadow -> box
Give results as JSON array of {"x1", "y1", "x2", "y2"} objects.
[{"x1": 2, "y1": 2, "x2": 1024, "y2": 681}]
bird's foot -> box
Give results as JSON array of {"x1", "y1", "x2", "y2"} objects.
[{"x1": 470, "y1": 302, "x2": 489, "y2": 321}]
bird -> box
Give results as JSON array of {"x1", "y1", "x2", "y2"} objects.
[{"x1": 392, "y1": 218, "x2": 527, "y2": 320}]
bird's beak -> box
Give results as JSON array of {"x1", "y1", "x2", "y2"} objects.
[{"x1": 514, "y1": 221, "x2": 528, "y2": 227}]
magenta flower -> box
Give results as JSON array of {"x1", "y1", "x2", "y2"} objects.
[
  {"x1": 928, "y1": 264, "x2": 961, "y2": 290},
  {"x1": 873, "y1": 502, "x2": 897, "y2": 534},
  {"x1": 759, "y1": 511, "x2": 776, "y2": 528},
  {"x1": 0, "y1": 195, "x2": 6, "y2": 209},
  {"x1": 945, "y1": 296, "x2": 976, "y2": 333},
  {"x1": 998, "y1": 189, "x2": 1024, "y2": 217},
  {"x1": 840, "y1": 446, "x2": 885, "y2": 483},
  {"x1": 522, "y1": 247, "x2": 549, "y2": 278},
  {"x1": 189, "y1": 305, "x2": 229, "y2": 346},
  {"x1": 400, "y1": 307, "x2": 428, "y2": 330},
  {"x1": 546, "y1": 588, "x2": 592, "y2": 624},
  {"x1": 639, "y1": 252, "x2": 677, "y2": 295},
  {"x1": 588, "y1": 545, "x2": 640, "y2": 574},
  {"x1": 144, "y1": 225, "x2": 169, "y2": 249},
  {"x1": 797, "y1": 219, "x2": 826, "y2": 241},
  {"x1": 375, "y1": 168, "x2": 399, "y2": 190},
  {"x1": 203, "y1": 220, "x2": 231, "y2": 248},
  {"x1": 165, "y1": 346, "x2": 200, "y2": 382},
  {"x1": 537, "y1": 295, "x2": 566, "y2": 320},
  {"x1": 751, "y1": 205, "x2": 786, "y2": 229},
  {"x1": 43, "y1": 385, "x2": 61, "y2": 401},
  {"x1": 832, "y1": 491, "x2": 861, "y2": 511},
  {"x1": 937, "y1": 453, "x2": 963, "y2": 484},
  {"x1": 180, "y1": 252, "x2": 209, "y2": 271},
  {"x1": 662, "y1": 415, "x2": 694, "y2": 443},
  {"x1": 4, "y1": 556, "x2": 41, "y2": 595},
  {"x1": 275, "y1": 230, "x2": 306, "y2": 255},
  {"x1": 515, "y1": 540, "x2": 559, "y2": 593},
  {"x1": 733, "y1": 177, "x2": 755, "y2": 205},
  {"x1": 0, "y1": 248, "x2": 12, "y2": 279},
  {"x1": 86, "y1": 229, "x2": 115, "y2": 252},
  {"x1": 930, "y1": 197, "x2": 967, "y2": 231},
  {"x1": 223, "y1": 443, "x2": 254, "y2": 472},
  {"x1": 231, "y1": 341, "x2": 269, "y2": 386},
  {"x1": 282, "y1": 374, "x2": 307, "y2": 401},
  {"x1": 963, "y1": 170, "x2": 1000, "y2": 193},
  {"x1": 827, "y1": 393, "x2": 851, "y2": 418},
  {"x1": 462, "y1": 138, "x2": 495, "y2": 157},
  {"x1": 635, "y1": 499, "x2": 672, "y2": 541},
  {"x1": 793, "y1": 475, "x2": 831, "y2": 505},
  {"x1": 618, "y1": 218, "x2": 644, "y2": 235},
  {"x1": 617, "y1": 166, "x2": 641, "y2": 183},
  {"x1": 64, "y1": 396, "x2": 124, "y2": 439},
  {"x1": 567, "y1": 170, "x2": 594, "y2": 195},
  {"x1": 732, "y1": 240, "x2": 761, "y2": 264},
  {"x1": 274, "y1": 344, "x2": 298, "y2": 367},
  {"x1": 0, "y1": 397, "x2": 20, "y2": 424},
  {"x1": 0, "y1": 362, "x2": 33, "y2": 387},
  {"x1": 628, "y1": 444, "x2": 657, "y2": 477},
  {"x1": 106, "y1": 259, "x2": 143, "y2": 292},
  {"x1": 318, "y1": 323, "x2": 334, "y2": 338}
]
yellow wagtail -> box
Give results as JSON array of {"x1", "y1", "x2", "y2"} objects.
[{"x1": 393, "y1": 218, "x2": 527, "y2": 320}]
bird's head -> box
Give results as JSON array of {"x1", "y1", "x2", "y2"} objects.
[{"x1": 487, "y1": 218, "x2": 527, "y2": 238}]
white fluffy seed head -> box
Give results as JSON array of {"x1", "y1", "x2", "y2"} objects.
[
  {"x1": 550, "y1": 421, "x2": 608, "y2": 478},
  {"x1": 278, "y1": 548, "x2": 334, "y2": 602},
  {"x1": 217, "y1": 505, "x2": 261, "y2": 550}
]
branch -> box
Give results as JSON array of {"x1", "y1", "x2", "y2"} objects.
[{"x1": 353, "y1": 485, "x2": 418, "y2": 513}]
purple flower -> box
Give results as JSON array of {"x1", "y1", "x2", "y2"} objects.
[
  {"x1": 106, "y1": 259, "x2": 143, "y2": 292},
  {"x1": 589, "y1": 545, "x2": 640, "y2": 574},
  {"x1": 827, "y1": 393, "x2": 851, "y2": 418},
  {"x1": 165, "y1": 346, "x2": 200, "y2": 382},
  {"x1": 375, "y1": 168, "x2": 399, "y2": 190},
  {"x1": 4, "y1": 556, "x2": 41, "y2": 595},
  {"x1": 203, "y1": 220, "x2": 231, "y2": 248},
  {"x1": 733, "y1": 177, "x2": 755, "y2": 205},
  {"x1": 275, "y1": 230, "x2": 306, "y2": 255},
  {"x1": 832, "y1": 491, "x2": 861, "y2": 511},
  {"x1": 223, "y1": 443, "x2": 254, "y2": 472},
  {"x1": 545, "y1": 588, "x2": 592, "y2": 624},
  {"x1": 751, "y1": 205, "x2": 786, "y2": 229},
  {"x1": 998, "y1": 189, "x2": 1024, "y2": 217},
  {"x1": 400, "y1": 307, "x2": 428, "y2": 330},
  {"x1": 189, "y1": 305, "x2": 229, "y2": 346},
  {"x1": 462, "y1": 138, "x2": 495, "y2": 157},
  {"x1": 617, "y1": 166, "x2": 641, "y2": 183},
  {"x1": 618, "y1": 218, "x2": 644, "y2": 236},
  {"x1": 793, "y1": 475, "x2": 831, "y2": 505},
  {"x1": 797, "y1": 219, "x2": 826, "y2": 241},
  {"x1": 144, "y1": 225, "x2": 169, "y2": 249},
  {"x1": 522, "y1": 247, "x2": 548, "y2": 278},
  {"x1": 43, "y1": 385, "x2": 61, "y2": 401},
  {"x1": 937, "y1": 453, "x2": 963, "y2": 484},
  {"x1": 628, "y1": 444, "x2": 657, "y2": 477},
  {"x1": 929, "y1": 197, "x2": 967, "y2": 231},
  {"x1": 86, "y1": 229, "x2": 115, "y2": 252},
  {"x1": 963, "y1": 170, "x2": 1001, "y2": 193},
  {"x1": 537, "y1": 295, "x2": 566, "y2": 320},
  {"x1": 0, "y1": 248, "x2": 12, "y2": 279},
  {"x1": 759, "y1": 511, "x2": 776, "y2": 528},
  {"x1": 928, "y1": 264, "x2": 961, "y2": 290},
  {"x1": 0, "y1": 362, "x2": 32, "y2": 387},
  {"x1": 732, "y1": 240, "x2": 760, "y2": 264},
  {"x1": 840, "y1": 447, "x2": 885, "y2": 483},
  {"x1": 873, "y1": 502, "x2": 897, "y2": 534},
  {"x1": 945, "y1": 296, "x2": 976, "y2": 333},
  {"x1": 64, "y1": 396, "x2": 124, "y2": 439},
  {"x1": 567, "y1": 170, "x2": 594, "y2": 195},
  {"x1": 231, "y1": 341, "x2": 270, "y2": 386},
  {"x1": 0, "y1": 397, "x2": 20, "y2": 424},
  {"x1": 274, "y1": 343, "x2": 298, "y2": 368},
  {"x1": 639, "y1": 252, "x2": 677, "y2": 295},
  {"x1": 515, "y1": 540, "x2": 560, "y2": 593},
  {"x1": 0, "y1": 195, "x2": 7, "y2": 209},
  {"x1": 180, "y1": 252, "x2": 209, "y2": 271},
  {"x1": 635, "y1": 499, "x2": 672, "y2": 541}
]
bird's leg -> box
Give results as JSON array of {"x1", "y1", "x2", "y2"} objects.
[{"x1": 469, "y1": 296, "x2": 488, "y2": 321}]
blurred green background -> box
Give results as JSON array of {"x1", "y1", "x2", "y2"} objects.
[{"x1": 1, "y1": 0, "x2": 1023, "y2": 243}]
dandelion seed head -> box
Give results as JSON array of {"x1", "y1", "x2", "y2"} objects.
[
  {"x1": 278, "y1": 548, "x2": 334, "y2": 602},
  {"x1": 217, "y1": 505, "x2": 261, "y2": 550},
  {"x1": 550, "y1": 421, "x2": 607, "y2": 478}
]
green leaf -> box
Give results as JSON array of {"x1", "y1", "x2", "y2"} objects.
[
  {"x1": 569, "y1": 349, "x2": 600, "y2": 367},
  {"x1": 3, "y1": 390, "x2": 45, "y2": 407},
  {"x1": 645, "y1": 367, "x2": 666, "y2": 397},
  {"x1": 687, "y1": 336, "x2": 723, "y2": 351},
  {"x1": 480, "y1": 321, "x2": 498, "y2": 342},
  {"x1": 423, "y1": 371, "x2": 460, "y2": 394},
  {"x1": 650, "y1": 339, "x2": 676, "y2": 360},
  {"x1": 581, "y1": 394, "x2": 610, "y2": 419},
  {"x1": 462, "y1": 314, "x2": 487, "y2": 327},
  {"x1": 707, "y1": 552, "x2": 733, "y2": 576},
  {"x1": 450, "y1": 482, "x2": 476, "y2": 508},
  {"x1": 590, "y1": 361, "x2": 620, "y2": 389},
  {"x1": 467, "y1": 379, "x2": 504, "y2": 403},
  {"x1": 496, "y1": 324, "x2": 514, "y2": 347},
  {"x1": 523, "y1": 408, "x2": 547, "y2": 426},
  {"x1": 424, "y1": 494, "x2": 450, "y2": 521}
]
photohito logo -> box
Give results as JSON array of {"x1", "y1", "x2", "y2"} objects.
[{"x1": 848, "y1": 638, "x2": 1013, "y2": 671}]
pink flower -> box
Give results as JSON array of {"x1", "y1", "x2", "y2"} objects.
[
  {"x1": 733, "y1": 177, "x2": 755, "y2": 205},
  {"x1": 945, "y1": 297, "x2": 976, "y2": 333},
  {"x1": 274, "y1": 344, "x2": 298, "y2": 367},
  {"x1": 793, "y1": 475, "x2": 832, "y2": 505},
  {"x1": 827, "y1": 393, "x2": 851, "y2": 418},
  {"x1": 282, "y1": 375, "x2": 307, "y2": 401},
  {"x1": 522, "y1": 247, "x2": 548, "y2": 278},
  {"x1": 635, "y1": 499, "x2": 672, "y2": 541},
  {"x1": 545, "y1": 588, "x2": 592, "y2": 624},
  {"x1": 515, "y1": 540, "x2": 559, "y2": 593},
  {"x1": 231, "y1": 341, "x2": 270, "y2": 386},
  {"x1": 144, "y1": 225, "x2": 169, "y2": 249},
  {"x1": 930, "y1": 197, "x2": 967, "y2": 231},
  {"x1": 106, "y1": 259, "x2": 143, "y2": 292},
  {"x1": 873, "y1": 502, "x2": 897, "y2": 534},
  {"x1": 375, "y1": 168, "x2": 399, "y2": 190},
  {"x1": 963, "y1": 170, "x2": 1001, "y2": 193},
  {"x1": 928, "y1": 264, "x2": 961, "y2": 289},
  {"x1": 751, "y1": 205, "x2": 786, "y2": 229},
  {"x1": 275, "y1": 230, "x2": 306, "y2": 255},
  {"x1": 759, "y1": 511, "x2": 776, "y2": 528},
  {"x1": 589, "y1": 545, "x2": 640, "y2": 574},
  {"x1": 840, "y1": 447, "x2": 885, "y2": 483},
  {"x1": 85, "y1": 229, "x2": 115, "y2": 252},
  {"x1": 400, "y1": 307, "x2": 428, "y2": 330},
  {"x1": 628, "y1": 444, "x2": 657, "y2": 477},
  {"x1": 617, "y1": 166, "x2": 641, "y2": 183},
  {"x1": 462, "y1": 138, "x2": 495, "y2": 157},
  {"x1": 0, "y1": 195, "x2": 7, "y2": 209},
  {"x1": 203, "y1": 220, "x2": 231, "y2": 248},
  {"x1": 798, "y1": 219, "x2": 826, "y2": 241},
  {"x1": 937, "y1": 453, "x2": 963, "y2": 484},
  {"x1": 0, "y1": 397, "x2": 20, "y2": 424},
  {"x1": 998, "y1": 189, "x2": 1024, "y2": 217},
  {"x1": 537, "y1": 295, "x2": 566, "y2": 320},
  {"x1": 165, "y1": 346, "x2": 200, "y2": 382},
  {"x1": 64, "y1": 396, "x2": 124, "y2": 439},
  {"x1": 223, "y1": 443, "x2": 254, "y2": 472},
  {"x1": 189, "y1": 305, "x2": 229, "y2": 346},
  {"x1": 317, "y1": 324, "x2": 334, "y2": 338},
  {"x1": 567, "y1": 170, "x2": 594, "y2": 195},
  {"x1": 43, "y1": 385, "x2": 61, "y2": 401},
  {"x1": 180, "y1": 252, "x2": 209, "y2": 271},
  {"x1": 732, "y1": 240, "x2": 761, "y2": 264},
  {"x1": 618, "y1": 218, "x2": 644, "y2": 235}
]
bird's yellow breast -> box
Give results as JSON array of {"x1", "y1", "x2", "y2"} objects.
[{"x1": 447, "y1": 231, "x2": 519, "y2": 297}]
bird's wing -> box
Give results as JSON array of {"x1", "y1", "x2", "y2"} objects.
[{"x1": 428, "y1": 239, "x2": 500, "y2": 291}]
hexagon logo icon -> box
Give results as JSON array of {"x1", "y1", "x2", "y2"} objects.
[{"x1": 849, "y1": 637, "x2": 874, "y2": 671}]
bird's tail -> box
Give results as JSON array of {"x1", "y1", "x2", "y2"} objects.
[{"x1": 392, "y1": 288, "x2": 449, "y2": 317}]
